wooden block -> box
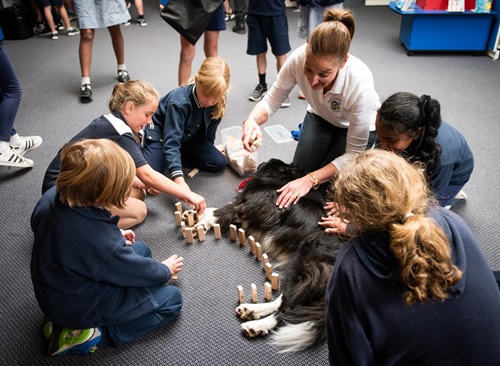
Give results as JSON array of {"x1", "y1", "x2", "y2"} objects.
[
  {"x1": 229, "y1": 224, "x2": 237, "y2": 241},
  {"x1": 265, "y1": 262, "x2": 273, "y2": 281},
  {"x1": 181, "y1": 221, "x2": 186, "y2": 238},
  {"x1": 248, "y1": 235, "x2": 256, "y2": 254},
  {"x1": 187, "y1": 168, "x2": 199, "y2": 178},
  {"x1": 262, "y1": 253, "x2": 268, "y2": 271},
  {"x1": 174, "y1": 211, "x2": 182, "y2": 226},
  {"x1": 251, "y1": 283, "x2": 257, "y2": 303},
  {"x1": 213, "y1": 223, "x2": 221, "y2": 239},
  {"x1": 255, "y1": 242, "x2": 262, "y2": 261},
  {"x1": 237, "y1": 285, "x2": 245, "y2": 304},
  {"x1": 238, "y1": 228, "x2": 246, "y2": 246},
  {"x1": 187, "y1": 210, "x2": 195, "y2": 227},
  {"x1": 175, "y1": 202, "x2": 183, "y2": 215},
  {"x1": 264, "y1": 282, "x2": 272, "y2": 301},
  {"x1": 185, "y1": 227, "x2": 194, "y2": 244},
  {"x1": 271, "y1": 273, "x2": 279, "y2": 291},
  {"x1": 171, "y1": 273, "x2": 178, "y2": 280},
  {"x1": 196, "y1": 226, "x2": 205, "y2": 242}
]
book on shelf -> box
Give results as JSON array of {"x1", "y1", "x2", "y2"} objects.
[
  {"x1": 396, "y1": 0, "x2": 417, "y2": 11},
  {"x1": 448, "y1": 0, "x2": 465, "y2": 11},
  {"x1": 474, "y1": 0, "x2": 492, "y2": 12}
]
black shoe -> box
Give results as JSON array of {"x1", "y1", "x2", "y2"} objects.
[
  {"x1": 118, "y1": 70, "x2": 130, "y2": 83},
  {"x1": 232, "y1": 23, "x2": 246, "y2": 34},
  {"x1": 80, "y1": 84, "x2": 92, "y2": 98}
]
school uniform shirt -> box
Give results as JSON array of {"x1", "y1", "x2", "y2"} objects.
[
  {"x1": 42, "y1": 112, "x2": 147, "y2": 194},
  {"x1": 30, "y1": 187, "x2": 171, "y2": 329},
  {"x1": 325, "y1": 207, "x2": 500, "y2": 365},
  {"x1": 427, "y1": 121, "x2": 474, "y2": 194},
  {"x1": 146, "y1": 84, "x2": 221, "y2": 180},
  {"x1": 257, "y1": 43, "x2": 380, "y2": 172}
]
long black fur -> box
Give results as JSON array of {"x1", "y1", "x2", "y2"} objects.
[{"x1": 214, "y1": 159, "x2": 343, "y2": 350}]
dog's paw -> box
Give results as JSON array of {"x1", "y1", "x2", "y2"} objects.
[
  {"x1": 195, "y1": 207, "x2": 218, "y2": 231},
  {"x1": 236, "y1": 303, "x2": 259, "y2": 320},
  {"x1": 241, "y1": 315, "x2": 278, "y2": 338}
]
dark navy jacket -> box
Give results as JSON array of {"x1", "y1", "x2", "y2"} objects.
[
  {"x1": 326, "y1": 208, "x2": 500, "y2": 365},
  {"x1": 30, "y1": 187, "x2": 171, "y2": 329}
]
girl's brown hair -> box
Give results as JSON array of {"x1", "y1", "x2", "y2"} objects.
[
  {"x1": 194, "y1": 56, "x2": 230, "y2": 120},
  {"x1": 56, "y1": 139, "x2": 136, "y2": 209},
  {"x1": 307, "y1": 8, "x2": 355, "y2": 65},
  {"x1": 108, "y1": 80, "x2": 160, "y2": 113},
  {"x1": 334, "y1": 149, "x2": 462, "y2": 305}
]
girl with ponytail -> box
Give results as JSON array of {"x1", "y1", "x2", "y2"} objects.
[{"x1": 324, "y1": 149, "x2": 500, "y2": 365}]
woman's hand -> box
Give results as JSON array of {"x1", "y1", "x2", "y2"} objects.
[
  {"x1": 120, "y1": 229, "x2": 136, "y2": 245},
  {"x1": 242, "y1": 118, "x2": 262, "y2": 152},
  {"x1": 275, "y1": 176, "x2": 314, "y2": 209},
  {"x1": 162, "y1": 254, "x2": 184, "y2": 279},
  {"x1": 319, "y1": 215, "x2": 348, "y2": 235}
]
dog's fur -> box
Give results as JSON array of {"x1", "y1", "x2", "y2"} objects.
[{"x1": 197, "y1": 159, "x2": 343, "y2": 352}]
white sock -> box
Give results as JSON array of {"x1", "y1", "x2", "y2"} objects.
[
  {"x1": 9, "y1": 133, "x2": 22, "y2": 147},
  {"x1": 0, "y1": 141, "x2": 10, "y2": 153},
  {"x1": 118, "y1": 64, "x2": 127, "y2": 71},
  {"x1": 81, "y1": 77, "x2": 91, "y2": 86}
]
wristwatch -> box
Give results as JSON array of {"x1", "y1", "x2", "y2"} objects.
[{"x1": 308, "y1": 173, "x2": 319, "y2": 190}]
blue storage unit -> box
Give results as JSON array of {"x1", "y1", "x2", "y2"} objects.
[{"x1": 390, "y1": 2, "x2": 495, "y2": 54}]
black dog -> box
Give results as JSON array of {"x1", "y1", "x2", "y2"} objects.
[{"x1": 197, "y1": 159, "x2": 343, "y2": 352}]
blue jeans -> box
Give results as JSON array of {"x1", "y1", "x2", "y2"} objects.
[
  {"x1": 98, "y1": 242, "x2": 183, "y2": 348},
  {"x1": 143, "y1": 139, "x2": 226, "y2": 175},
  {"x1": 293, "y1": 111, "x2": 376, "y2": 173},
  {"x1": 0, "y1": 45, "x2": 22, "y2": 142}
]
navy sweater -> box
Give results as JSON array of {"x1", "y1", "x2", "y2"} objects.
[
  {"x1": 326, "y1": 208, "x2": 500, "y2": 365},
  {"x1": 30, "y1": 187, "x2": 171, "y2": 329}
]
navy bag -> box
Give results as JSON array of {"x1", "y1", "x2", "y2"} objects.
[{"x1": 160, "y1": 0, "x2": 224, "y2": 45}]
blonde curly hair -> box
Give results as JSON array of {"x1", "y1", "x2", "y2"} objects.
[{"x1": 334, "y1": 149, "x2": 462, "y2": 305}]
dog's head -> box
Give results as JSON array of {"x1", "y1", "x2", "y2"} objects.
[{"x1": 254, "y1": 159, "x2": 305, "y2": 183}]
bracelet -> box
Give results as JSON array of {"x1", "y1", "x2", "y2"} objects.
[{"x1": 307, "y1": 172, "x2": 319, "y2": 190}]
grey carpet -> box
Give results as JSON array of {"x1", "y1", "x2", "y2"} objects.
[{"x1": 1, "y1": 0, "x2": 499, "y2": 364}]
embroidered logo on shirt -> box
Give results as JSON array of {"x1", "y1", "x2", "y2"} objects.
[{"x1": 330, "y1": 98, "x2": 342, "y2": 112}]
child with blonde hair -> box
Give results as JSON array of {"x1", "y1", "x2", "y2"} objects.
[
  {"x1": 143, "y1": 56, "x2": 230, "y2": 191},
  {"x1": 324, "y1": 149, "x2": 500, "y2": 365},
  {"x1": 42, "y1": 80, "x2": 207, "y2": 229},
  {"x1": 32, "y1": 139, "x2": 184, "y2": 356}
]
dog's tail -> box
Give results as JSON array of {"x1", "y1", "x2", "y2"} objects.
[{"x1": 270, "y1": 321, "x2": 319, "y2": 353}]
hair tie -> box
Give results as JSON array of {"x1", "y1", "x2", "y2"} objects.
[
  {"x1": 401, "y1": 212, "x2": 414, "y2": 223},
  {"x1": 331, "y1": 17, "x2": 342, "y2": 22}
]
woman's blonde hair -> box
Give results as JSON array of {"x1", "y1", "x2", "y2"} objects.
[
  {"x1": 334, "y1": 149, "x2": 462, "y2": 305},
  {"x1": 194, "y1": 56, "x2": 230, "y2": 120},
  {"x1": 108, "y1": 80, "x2": 160, "y2": 113},
  {"x1": 56, "y1": 139, "x2": 136, "y2": 209},
  {"x1": 307, "y1": 8, "x2": 355, "y2": 65}
]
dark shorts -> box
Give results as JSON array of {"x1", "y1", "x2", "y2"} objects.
[
  {"x1": 206, "y1": 4, "x2": 226, "y2": 31},
  {"x1": 36, "y1": 0, "x2": 63, "y2": 7},
  {"x1": 246, "y1": 13, "x2": 291, "y2": 56}
]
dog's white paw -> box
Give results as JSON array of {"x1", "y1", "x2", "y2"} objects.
[
  {"x1": 241, "y1": 314, "x2": 278, "y2": 338},
  {"x1": 236, "y1": 296, "x2": 282, "y2": 321},
  {"x1": 195, "y1": 207, "x2": 218, "y2": 231}
]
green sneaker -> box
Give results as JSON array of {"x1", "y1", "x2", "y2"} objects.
[
  {"x1": 43, "y1": 321, "x2": 53, "y2": 340},
  {"x1": 48, "y1": 326, "x2": 102, "y2": 356}
]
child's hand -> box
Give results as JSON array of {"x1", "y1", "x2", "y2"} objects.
[
  {"x1": 324, "y1": 201, "x2": 339, "y2": 216},
  {"x1": 319, "y1": 215, "x2": 348, "y2": 235},
  {"x1": 162, "y1": 254, "x2": 184, "y2": 279},
  {"x1": 120, "y1": 229, "x2": 136, "y2": 245}
]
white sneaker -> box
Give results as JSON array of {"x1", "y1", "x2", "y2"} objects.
[
  {"x1": 0, "y1": 148, "x2": 34, "y2": 168},
  {"x1": 10, "y1": 135, "x2": 43, "y2": 156},
  {"x1": 454, "y1": 190, "x2": 468, "y2": 200}
]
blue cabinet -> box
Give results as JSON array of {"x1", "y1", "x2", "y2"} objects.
[{"x1": 389, "y1": 2, "x2": 495, "y2": 54}]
